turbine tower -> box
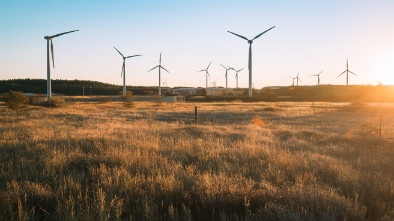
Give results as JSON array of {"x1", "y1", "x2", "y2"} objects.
[
  {"x1": 337, "y1": 59, "x2": 356, "y2": 85},
  {"x1": 114, "y1": 47, "x2": 142, "y2": 96},
  {"x1": 44, "y1": 30, "x2": 79, "y2": 100},
  {"x1": 234, "y1": 68, "x2": 244, "y2": 88},
  {"x1": 199, "y1": 62, "x2": 212, "y2": 88},
  {"x1": 289, "y1": 76, "x2": 296, "y2": 86},
  {"x1": 148, "y1": 52, "x2": 171, "y2": 96},
  {"x1": 220, "y1": 64, "x2": 233, "y2": 88},
  {"x1": 296, "y1": 72, "x2": 301, "y2": 86},
  {"x1": 311, "y1": 70, "x2": 323, "y2": 86},
  {"x1": 228, "y1": 26, "x2": 275, "y2": 96}
]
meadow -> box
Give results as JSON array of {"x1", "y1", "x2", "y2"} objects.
[{"x1": 0, "y1": 98, "x2": 393, "y2": 221}]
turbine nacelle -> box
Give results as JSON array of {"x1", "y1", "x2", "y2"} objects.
[
  {"x1": 248, "y1": 40, "x2": 253, "y2": 44},
  {"x1": 44, "y1": 36, "x2": 51, "y2": 40}
]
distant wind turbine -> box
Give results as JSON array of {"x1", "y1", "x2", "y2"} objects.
[
  {"x1": 220, "y1": 64, "x2": 233, "y2": 88},
  {"x1": 289, "y1": 76, "x2": 296, "y2": 86},
  {"x1": 148, "y1": 52, "x2": 171, "y2": 96},
  {"x1": 337, "y1": 59, "x2": 356, "y2": 85},
  {"x1": 228, "y1": 26, "x2": 275, "y2": 96},
  {"x1": 114, "y1": 47, "x2": 142, "y2": 96},
  {"x1": 44, "y1": 30, "x2": 79, "y2": 100},
  {"x1": 296, "y1": 72, "x2": 301, "y2": 86},
  {"x1": 234, "y1": 68, "x2": 244, "y2": 88},
  {"x1": 311, "y1": 70, "x2": 323, "y2": 85},
  {"x1": 199, "y1": 62, "x2": 212, "y2": 88}
]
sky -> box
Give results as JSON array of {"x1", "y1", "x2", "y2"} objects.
[{"x1": 1, "y1": 0, "x2": 394, "y2": 89}]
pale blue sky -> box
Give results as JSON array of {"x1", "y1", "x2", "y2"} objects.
[{"x1": 1, "y1": 0, "x2": 394, "y2": 88}]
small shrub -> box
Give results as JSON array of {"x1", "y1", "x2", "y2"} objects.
[
  {"x1": 4, "y1": 90, "x2": 29, "y2": 110},
  {"x1": 262, "y1": 106, "x2": 279, "y2": 112},
  {"x1": 46, "y1": 97, "x2": 67, "y2": 108},
  {"x1": 252, "y1": 117, "x2": 265, "y2": 127},
  {"x1": 153, "y1": 96, "x2": 162, "y2": 106},
  {"x1": 121, "y1": 91, "x2": 134, "y2": 108}
]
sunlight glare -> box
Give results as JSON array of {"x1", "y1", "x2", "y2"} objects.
[{"x1": 373, "y1": 50, "x2": 394, "y2": 85}]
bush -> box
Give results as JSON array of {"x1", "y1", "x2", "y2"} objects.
[
  {"x1": 4, "y1": 90, "x2": 29, "y2": 110},
  {"x1": 120, "y1": 91, "x2": 134, "y2": 108},
  {"x1": 46, "y1": 97, "x2": 67, "y2": 108}
]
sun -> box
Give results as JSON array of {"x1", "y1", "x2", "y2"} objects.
[{"x1": 373, "y1": 50, "x2": 394, "y2": 85}]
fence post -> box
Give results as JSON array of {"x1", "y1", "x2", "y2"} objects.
[
  {"x1": 379, "y1": 113, "x2": 382, "y2": 138},
  {"x1": 195, "y1": 106, "x2": 199, "y2": 124}
]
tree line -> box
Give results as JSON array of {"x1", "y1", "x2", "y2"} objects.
[{"x1": 0, "y1": 79, "x2": 155, "y2": 95}]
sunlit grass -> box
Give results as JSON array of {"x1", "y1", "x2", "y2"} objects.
[{"x1": 0, "y1": 101, "x2": 393, "y2": 220}]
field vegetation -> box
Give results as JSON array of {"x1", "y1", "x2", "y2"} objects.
[{"x1": 0, "y1": 98, "x2": 393, "y2": 220}]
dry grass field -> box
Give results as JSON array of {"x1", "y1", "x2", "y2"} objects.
[{"x1": 0, "y1": 98, "x2": 393, "y2": 221}]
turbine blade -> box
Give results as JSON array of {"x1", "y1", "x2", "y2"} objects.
[
  {"x1": 159, "y1": 52, "x2": 162, "y2": 65},
  {"x1": 147, "y1": 65, "x2": 159, "y2": 72},
  {"x1": 349, "y1": 71, "x2": 357, "y2": 76},
  {"x1": 161, "y1": 66, "x2": 170, "y2": 73},
  {"x1": 220, "y1": 64, "x2": 226, "y2": 69},
  {"x1": 347, "y1": 58, "x2": 348, "y2": 69},
  {"x1": 207, "y1": 61, "x2": 212, "y2": 69},
  {"x1": 337, "y1": 70, "x2": 346, "y2": 78},
  {"x1": 51, "y1": 40, "x2": 55, "y2": 68},
  {"x1": 126, "y1": 54, "x2": 142, "y2": 58},
  {"x1": 227, "y1": 31, "x2": 249, "y2": 41},
  {"x1": 113, "y1": 47, "x2": 124, "y2": 58},
  {"x1": 198, "y1": 70, "x2": 206, "y2": 72},
  {"x1": 121, "y1": 60, "x2": 125, "y2": 77},
  {"x1": 252, "y1": 26, "x2": 275, "y2": 40},
  {"x1": 319, "y1": 70, "x2": 323, "y2": 75},
  {"x1": 50, "y1": 30, "x2": 79, "y2": 38},
  {"x1": 238, "y1": 68, "x2": 244, "y2": 72}
]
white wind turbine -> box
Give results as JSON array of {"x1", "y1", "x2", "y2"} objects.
[
  {"x1": 337, "y1": 59, "x2": 356, "y2": 85},
  {"x1": 44, "y1": 30, "x2": 79, "y2": 100},
  {"x1": 228, "y1": 26, "x2": 275, "y2": 96},
  {"x1": 289, "y1": 76, "x2": 296, "y2": 86},
  {"x1": 114, "y1": 47, "x2": 142, "y2": 96},
  {"x1": 199, "y1": 61, "x2": 212, "y2": 88},
  {"x1": 220, "y1": 64, "x2": 233, "y2": 88},
  {"x1": 311, "y1": 70, "x2": 323, "y2": 86},
  {"x1": 295, "y1": 72, "x2": 301, "y2": 86},
  {"x1": 148, "y1": 52, "x2": 171, "y2": 96},
  {"x1": 234, "y1": 68, "x2": 244, "y2": 88}
]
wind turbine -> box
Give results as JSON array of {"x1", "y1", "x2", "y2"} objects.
[
  {"x1": 289, "y1": 76, "x2": 296, "y2": 86},
  {"x1": 114, "y1": 47, "x2": 142, "y2": 96},
  {"x1": 234, "y1": 68, "x2": 244, "y2": 88},
  {"x1": 199, "y1": 62, "x2": 212, "y2": 88},
  {"x1": 311, "y1": 70, "x2": 323, "y2": 85},
  {"x1": 228, "y1": 26, "x2": 275, "y2": 96},
  {"x1": 220, "y1": 64, "x2": 233, "y2": 88},
  {"x1": 148, "y1": 52, "x2": 171, "y2": 96},
  {"x1": 295, "y1": 72, "x2": 301, "y2": 86},
  {"x1": 44, "y1": 30, "x2": 79, "y2": 100},
  {"x1": 211, "y1": 79, "x2": 217, "y2": 87},
  {"x1": 337, "y1": 59, "x2": 356, "y2": 85}
]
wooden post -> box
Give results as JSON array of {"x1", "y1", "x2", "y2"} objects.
[
  {"x1": 379, "y1": 113, "x2": 382, "y2": 138},
  {"x1": 195, "y1": 106, "x2": 198, "y2": 124}
]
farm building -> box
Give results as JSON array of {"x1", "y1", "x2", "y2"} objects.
[
  {"x1": 31, "y1": 95, "x2": 48, "y2": 105},
  {"x1": 163, "y1": 95, "x2": 185, "y2": 103},
  {"x1": 206, "y1": 88, "x2": 234, "y2": 96},
  {"x1": 172, "y1": 87, "x2": 203, "y2": 95}
]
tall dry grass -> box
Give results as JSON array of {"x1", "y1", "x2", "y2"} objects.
[{"x1": 0, "y1": 101, "x2": 393, "y2": 220}]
